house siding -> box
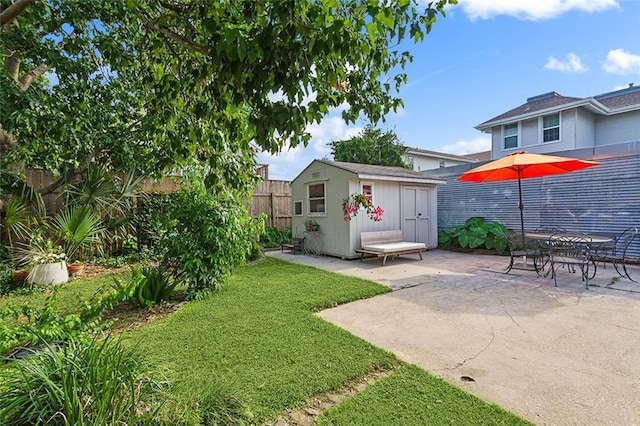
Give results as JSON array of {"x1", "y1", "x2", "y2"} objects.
[
  {"x1": 521, "y1": 118, "x2": 538, "y2": 148},
  {"x1": 576, "y1": 108, "x2": 595, "y2": 148},
  {"x1": 595, "y1": 110, "x2": 640, "y2": 146},
  {"x1": 491, "y1": 126, "x2": 501, "y2": 159}
]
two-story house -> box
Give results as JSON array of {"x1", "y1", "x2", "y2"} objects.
[
  {"x1": 404, "y1": 147, "x2": 489, "y2": 171},
  {"x1": 475, "y1": 84, "x2": 640, "y2": 159}
]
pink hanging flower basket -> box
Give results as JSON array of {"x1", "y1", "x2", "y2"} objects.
[{"x1": 342, "y1": 193, "x2": 384, "y2": 222}]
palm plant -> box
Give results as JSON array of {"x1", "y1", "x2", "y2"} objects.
[
  {"x1": 61, "y1": 165, "x2": 146, "y2": 253},
  {"x1": 50, "y1": 205, "x2": 106, "y2": 262}
]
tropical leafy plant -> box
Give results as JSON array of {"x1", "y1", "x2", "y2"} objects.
[
  {"x1": 0, "y1": 336, "x2": 166, "y2": 426},
  {"x1": 260, "y1": 227, "x2": 292, "y2": 248},
  {"x1": 438, "y1": 217, "x2": 509, "y2": 254},
  {"x1": 50, "y1": 205, "x2": 106, "y2": 262}
]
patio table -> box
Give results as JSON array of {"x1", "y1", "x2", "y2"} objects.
[
  {"x1": 525, "y1": 232, "x2": 612, "y2": 245},
  {"x1": 525, "y1": 232, "x2": 613, "y2": 280}
]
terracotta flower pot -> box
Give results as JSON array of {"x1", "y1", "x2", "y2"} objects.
[
  {"x1": 13, "y1": 270, "x2": 28, "y2": 282},
  {"x1": 67, "y1": 263, "x2": 84, "y2": 276}
]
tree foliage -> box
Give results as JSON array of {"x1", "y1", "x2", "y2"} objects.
[
  {"x1": 330, "y1": 124, "x2": 409, "y2": 167},
  {"x1": 1, "y1": 0, "x2": 455, "y2": 190}
]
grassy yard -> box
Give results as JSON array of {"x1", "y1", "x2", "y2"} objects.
[
  {"x1": 125, "y1": 257, "x2": 530, "y2": 425},
  {"x1": 1, "y1": 257, "x2": 530, "y2": 424}
]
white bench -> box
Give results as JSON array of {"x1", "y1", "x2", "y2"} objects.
[{"x1": 354, "y1": 230, "x2": 426, "y2": 266}]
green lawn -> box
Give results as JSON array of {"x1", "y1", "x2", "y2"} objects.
[
  {"x1": 126, "y1": 257, "x2": 530, "y2": 424},
  {"x1": 0, "y1": 271, "x2": 126, "y2": 317},
  {"x1": 317, "y1": 364, "x2": 530, "y2": 425},
  {"x1": 1, "y1": 257, "x2": 530, "y2": 424}
]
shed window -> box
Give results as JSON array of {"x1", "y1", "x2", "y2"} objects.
[
  {"x1": 308, "y1": 183, "x2": 325, "y2": 213},
  {"x1": 294, "y1": 201, "x2": 303, "y2": 216},
  {"x1": 542, "y1": 113, "x2": 560, "y2": 143},
  {"x1": 503, "y1": 124, "x2": 518, "y2": 150},
  {"x1": 361, "y1": 184, "x2": 373, "y2": 202}
]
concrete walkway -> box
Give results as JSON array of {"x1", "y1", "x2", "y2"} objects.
[{"x1": 267, "y1": 250, "x2": 640, "y2": 426}]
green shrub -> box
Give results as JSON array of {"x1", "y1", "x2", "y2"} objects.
[
  {"x1": 259, "y1": 227, "x2": 292, "y2": 248},
  {"x1": 0, "y1": 336, "x2": 165, "y2": 425},
  {"x1": 438, "y1": 217, "x2": 508, "y2": 254},
  {"x1": 155, "y1": 186, "x2": 264, "y2": 296},
  {"x1": 136, "y1": 193, "x2": 173, "y2": 252}
]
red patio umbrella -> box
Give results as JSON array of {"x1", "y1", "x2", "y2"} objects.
[{"x1": 457, "y1": 151, "x2": 599, "y2": 245}]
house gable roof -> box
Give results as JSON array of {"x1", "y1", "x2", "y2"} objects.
[
  {"x1": 405, "y1": 146, "x2": 480, "y2": 163},
  {"x1": 475, "y1": 85, "x2": 640, "y2": 131},
  {"x1": 312, "y1": 160, "x2": 446, "y2": 184}
]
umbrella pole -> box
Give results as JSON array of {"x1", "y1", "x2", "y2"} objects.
[{"x1": 517, "y1": 171, "x2": 527, "y2": 266}]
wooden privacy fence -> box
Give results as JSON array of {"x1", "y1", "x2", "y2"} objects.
[
  {"x1": 21, "y1": 168, "x2": 292, "y2": 230},
  {"x1": 247, "y1": 180, "x2": 292, "y2": 231}
]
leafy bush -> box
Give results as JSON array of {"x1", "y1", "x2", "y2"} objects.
[
  {"x1": 0, "y1": 256, "x2": 21, "y2": 295},
  {"x1": 0, "y1": 336, "x2": 165, "y2": 425},
  {"x1": 155, "y1": 186, "x2": 264, "y2": 296},
  {"x1": 136, "y1": 192, "x2": 173, "y2": 252},
  {"x1": 438, "y1": 217, "x2": 508, "y2": 254},
  {"x1": 260, "y1": 226, "x2": 292, "y2": 248}
]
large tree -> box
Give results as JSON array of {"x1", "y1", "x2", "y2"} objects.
[
  {"x1": 1, "y1": 0, "x2": 454, "y2": 190},
  {"x1": 330, "y1": 124, "x2": 409, "y2": 167}
]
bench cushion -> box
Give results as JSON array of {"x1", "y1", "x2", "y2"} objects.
[{"x1": 362, "y1": 242, "x2": 426, "y2": 253}]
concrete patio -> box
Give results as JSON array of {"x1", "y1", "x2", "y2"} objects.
[{"x1": 267, "y1": 249, "x2": 640, "y2": 425}]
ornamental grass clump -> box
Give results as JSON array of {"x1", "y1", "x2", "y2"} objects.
[{"x1": 0, "y1": 336, "x2": 166, "y2": 426}]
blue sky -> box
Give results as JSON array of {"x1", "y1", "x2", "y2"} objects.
[{"x1": 258, "y1": 0, "x2": 640, "y2": 181}]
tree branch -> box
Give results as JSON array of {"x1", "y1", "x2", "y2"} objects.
[
  {"x1": 4, "y1": 48, "x2": 20, "y2": 80},
  {"x1": 133, "y1": 10, "x2": 211, "y2": 56},
  {"x1": 17, "y1": 62, "x2": 48, "y2": 91},
  {"x1": 0, "y1": 0, "x2": 38, "y2": 27}
]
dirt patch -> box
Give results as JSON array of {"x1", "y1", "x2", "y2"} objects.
[{"x1": 98, "y1": 293, "x2": 186, "y2": 335}]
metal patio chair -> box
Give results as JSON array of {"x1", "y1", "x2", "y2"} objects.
[
  {"x1": 499, "y1": 228, "x2": 543, "y2": 274},
  {"x1": 549, "y1": 233, "x2": 592, "y2": 289},
  {"x1": 281, "y1": 236, "x2": 305, "y2": 255},
  {"x1": 534, "y1": 226, "x2": 567, "y2": 272},
  {"x1": 591, "y1": 227, "x2": 637, "y2": 282}
]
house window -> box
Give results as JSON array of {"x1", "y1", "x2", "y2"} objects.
[
  {"x1": 439, "y1": 160, "x2": 446, "y2": 168},
  {"x1": 308, "y1": 183, "x2": 325, "y2": 214},
  {"x1": 542, "y1": 113, "x2": 560, "y2": 143},
  {"x1": 294, "y1": 201, "x2": 303, "y2": 216},
  {"x1": 503, "y1": 123, "x2": 518, "y2": 149}
]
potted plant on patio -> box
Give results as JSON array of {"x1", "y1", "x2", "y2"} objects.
[{"x1": 304, "y1": 219, "x2": 319, "y2": 232}]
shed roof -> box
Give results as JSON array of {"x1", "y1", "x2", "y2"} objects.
[{"x1": 316, "y1": 160, "x2": 446, "y2": 184}]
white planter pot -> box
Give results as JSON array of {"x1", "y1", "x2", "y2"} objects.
[{"x1": 27, "y1": 261, "x2": 69, "y2": 285}]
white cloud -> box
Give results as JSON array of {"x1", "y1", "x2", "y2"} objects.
[
  {"x1": 544, "y1": 53, "x2": 588, "y2": 73},
  {"x1": 456, "y1": 0, "x2": 618, "y2": 21},
  {"x1": 603, "y1": 49, "x2": 640, "y2": 75},
  {"x1": 439, "y1": 136, "x2": 491, "y2": 155},
  {"x1": 256, "y1": 116, "x2": 363, "y2": 181}
]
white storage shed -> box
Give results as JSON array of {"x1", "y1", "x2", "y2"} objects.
[{"x1": 290, "y1": 160, "x2": 446, "y2": 259}]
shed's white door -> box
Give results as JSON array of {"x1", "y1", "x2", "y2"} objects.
[{"x1": 402, "y1": 186, "x2": 430, "y2": 244}]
